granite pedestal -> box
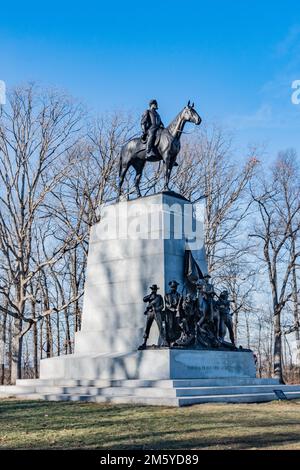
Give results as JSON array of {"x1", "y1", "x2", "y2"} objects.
[
  {"x1": 75, "y1": 191, "x2": 207, "y2": 355},
  {"x1": 39, "y1": 349, "x2": 256, "y2": 381}
]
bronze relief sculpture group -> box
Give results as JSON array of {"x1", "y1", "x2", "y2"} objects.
[{"x1": 138, "y1": 277, "x2": 237, "y2": 351}]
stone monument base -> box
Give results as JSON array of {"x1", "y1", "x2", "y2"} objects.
[
  {"x1": 2, "y1": 350, "x2": 300, "y2": 406},
  {"x1": 39, "y1": 349, "x2": 256, "y2": 381}
]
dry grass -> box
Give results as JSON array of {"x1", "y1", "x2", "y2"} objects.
[{"x1": 0, "y1": 398, "x2": 300, "y2": 450}]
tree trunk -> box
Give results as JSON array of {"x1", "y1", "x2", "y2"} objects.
[
  {"x1": 64, "y1": 309, "x2": 72, "y2": 354},
  {"x1": 273, "y1": 309, "x2": 284, "y2": 383},
  {"x1": 75, "y1": 302, "x2": 81, "y2": 333},
  {"x1": 40, "y1": 319, "x2": 44, "y2": 360},
  {"x1": 8, "y1": 319, "x2": 12, "y2": 384},
  {"x1": 294, "y1": 326, "x2": 300, "y2": 365},
  {"x1": 292, "y1": 263, "x2": 300, "y2": 365},
  {"x1": 72, "y1": 251, "x2": 81, "y2": 333},
  {"x1": 45, "y1": 316, "x2": 53, "y2": 358},
  {"x1": 245, "y1": 316, "x2": 251, "y2": 350},
  {"x1": 0, "y1": 308, "x2": 7, "y2": 384},
  {"x1": 31, "y1": 299, "x2": 39, "y2": 378},
  {"x1": 11, "y1": 318, "x2": 23, "y2": 383},
  {"x1": 56, "y1": 312, "x2": 61, "y2": 356},
  {"x1": 269, "y1": 317, "x2": 274, "y2": 377},
  {"x1": 231, "y1": 294, "x2": 239, "y2": 343},
  {"x1": 257, "y1": 321, "x2": 262, "y2": 378},
  {"x1": 33, "y1": 321, "x2": 39, "y2": 378}
]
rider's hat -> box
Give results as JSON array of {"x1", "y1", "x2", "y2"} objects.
[
  {"x1": 149, "y1": 99, "x2": 158, "y2": 107},
  {"x1": 169, "y1": 280, "x2": 179, "y2": 288}
]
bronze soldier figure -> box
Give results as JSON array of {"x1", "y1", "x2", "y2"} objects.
[
  {"x1": 196, "y1": 275, "x2": 215, "y2": 327},
  {"x1": 164, "y1": 280, "x2": 182, "y2": 343},
  {"x1": 138, "y1": 284, "x2": 166, "y2": 350},
  {"x1": 195, "y1": 276, "x2": 220, "y2": 348},
  {"x1": 141, "y1": 99, "x2": 164, "y2": 159},
  {"x1": 174, "y1": 294, "x2": 198, "y2": 347},
  {"x1": 216, "y1": 290, "x2": 235, "y2": 346}
]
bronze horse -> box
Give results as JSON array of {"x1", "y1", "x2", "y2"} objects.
[{"x1": 118, "y1": 102, "x2": 202, "y2": 198}]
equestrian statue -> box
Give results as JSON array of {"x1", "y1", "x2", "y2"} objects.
[{"x1": 118, "y1": 100, "x2": 202, "y2": 198}]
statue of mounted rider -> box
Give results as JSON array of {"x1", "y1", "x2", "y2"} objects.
[{"x1": 118, "y1": 99, "x2": 202, "y2": 198}]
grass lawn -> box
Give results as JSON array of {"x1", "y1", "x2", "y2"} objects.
[{"x1": 1, "y1": 398, "x2": 300, "y2": 450}]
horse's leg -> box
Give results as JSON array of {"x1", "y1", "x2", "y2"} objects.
[
  {"x1": 163, "y1": 153, "x2": 172, "y2": 190},
  {"x1": 133, "y1": 161, "x2": 145, "y2": 198},
  {"x1": 134, "y1": 173, "x2": 142, "y2": 198},
  {"x1": 118, "y1": 162, "x2": 130, "y2": 200}
]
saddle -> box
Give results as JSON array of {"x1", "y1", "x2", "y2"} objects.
[
  {"x1": 139, "y1": 129, "x2": 179, "y2": 166},
  {"x1": 141, "y1": 128, "x2": 162, "y2": 146},
  {"x1": 139, "y1": 129, "x2": 163, "y2": 161}
]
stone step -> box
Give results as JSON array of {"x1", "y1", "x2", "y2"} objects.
[
  {"x1": 4, "y1": 390, "x2": 300, "y2": 407},
  {"x1": 173, "y1": 378, "x2": 280, "y2": 387},
  {"x1": 11, "y1": 386, "x2": 177, "y2": 397},
  {"x1": 3, "y1": 377, "x2": 300, "y2": 408},
  {"x1": 174, "y1": 384, "x2": 300, "y2": 397},
  {"x1": 3, "y1": 392, "x2": 180, "y2": 407},
  {"x1": 15, "y1": 377, "x2": 280, "y2": 388},
  {"x1": 0, "y1": 385, "x2": 34, "y2": 395},
  {"x1": 178, "y1": 391, "x2": 300, "y2": 406},
  {"x1": 7, "y1": 383, "x2": 300, "y2": 398}
]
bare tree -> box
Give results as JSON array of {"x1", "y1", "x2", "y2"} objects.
[
  {"x1": 217, "y1": 260, "x2": 257, "y2": 343},
  {"x1": 0, "y1": 84, "x2": 84, "y2": 382},
  {"x1": 0, "y1": 295, "x2": 8, "y2": 383},
  {"x1": 250, "y1": 150, "x2": 300, "y2": 382}
]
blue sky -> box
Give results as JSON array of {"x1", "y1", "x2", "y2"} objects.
[{"x1": 1, "y1": 0, "x2": 300, "y2": 157}]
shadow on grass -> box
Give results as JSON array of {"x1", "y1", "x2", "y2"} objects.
[
  {"x1": 1, "y1": 400, "x2": 300, "y2": 450},
  {"x1": 2, "y1": 427, "x2": 300, "y2": 450}
]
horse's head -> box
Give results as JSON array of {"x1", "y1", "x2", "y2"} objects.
[{"x1": 182, "y1": 100, "x2": 202, "y2": 125}]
